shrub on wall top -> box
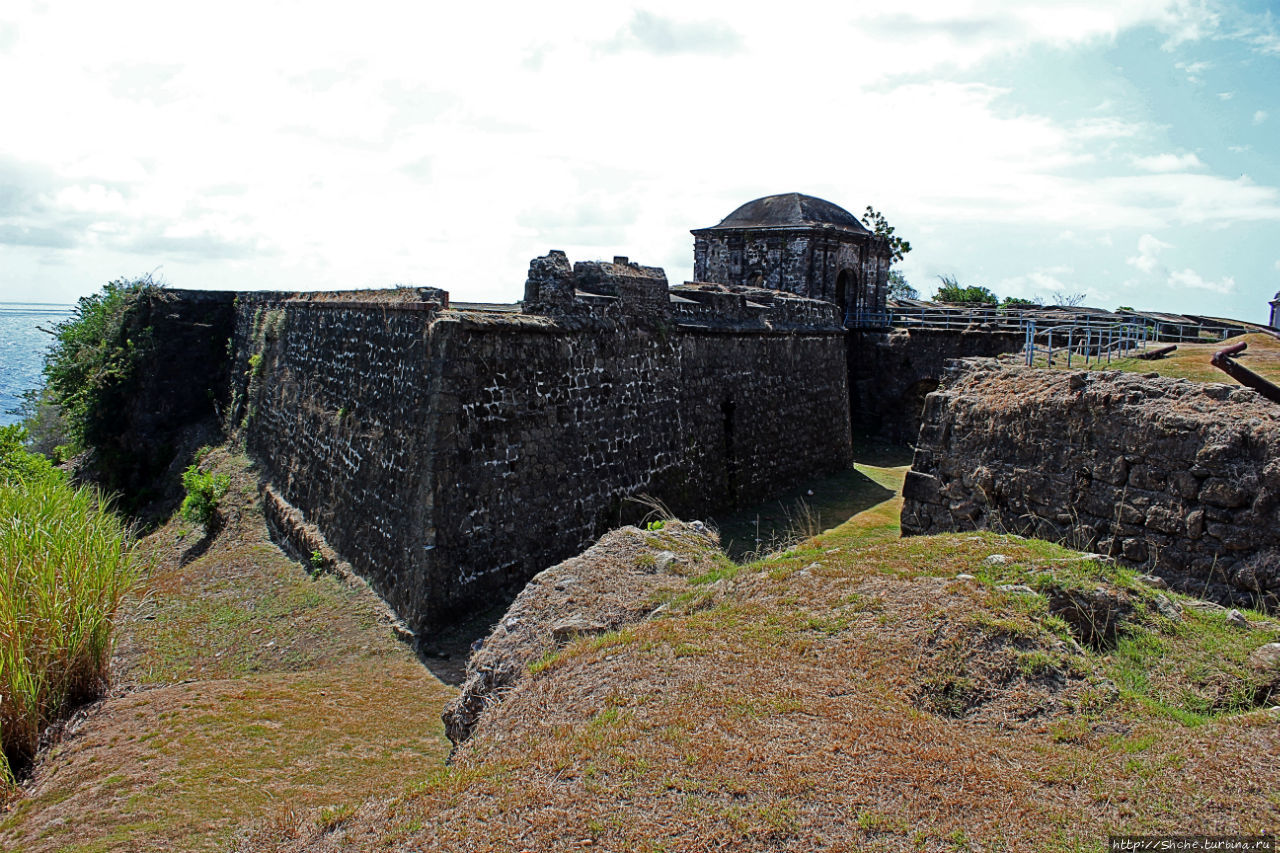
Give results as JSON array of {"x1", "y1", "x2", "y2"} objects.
[{"x1": 42, "y1": 276, "x2": 162, "y2": 457}]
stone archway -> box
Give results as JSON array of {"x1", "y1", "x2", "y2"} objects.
[{"x1": 836, "y1": 269, "x2": 857, "y2": 322}]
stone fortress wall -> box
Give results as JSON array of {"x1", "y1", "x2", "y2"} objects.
[
  {"x1": 901, "y1": 362, "x2": 1280, "y2": 610},
  {"x1": 223, "y1": 253, "x2": 853, "y2": 634}
]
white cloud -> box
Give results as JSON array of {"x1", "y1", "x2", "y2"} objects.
[
  {"x1": 1168, "y1": 268, "x2": 1235, "y2": 293},
  {"x1": 1174, "y1": 59, "x2": 1211, "y2": 82},
  {"x1": 995, "y1": 267, "x2": 1101, "y2": 305},
  {"x1": 1127, "y1": 234, "x2": 1173, "y2": 274},
  {"x1": 0, "y1": 0, "x2": 1275, "y2": 307},
  {"x1": 604, "y1": 10, "x2": 743, "y2": 55},
  {"x1": 1131, "y1": 152, "x2": 1204, "y2": 172},
  {"x1": 1217, "y1": 91, "x2": 1234, "y2": 100},
  {"x1": 1254, "y1": 110, "x2": 1269, "y2": 125}
]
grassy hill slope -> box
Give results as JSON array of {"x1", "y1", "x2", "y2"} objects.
[
  {"x1": 242, "y1": 459, "x2": 1280, "y2": 851},
  {"x1": 2, "y1": 444, "x2": 1275, "y2": 852},
  {"x1": 0, "y1": 449, "x2": 455, "y2": 852}
]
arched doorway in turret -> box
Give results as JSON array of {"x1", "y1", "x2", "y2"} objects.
[{"x1": 836, "y1": 268, "x2": 857, "y2": 323}]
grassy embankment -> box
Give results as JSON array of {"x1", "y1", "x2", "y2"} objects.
[
  {"x1": 0, "y1": 428, "x2": 140, "y2": 789},
  {"x1": 243, "y1": 445, "x2": 1278, "y2": 851},
  {"x1": 3, "y1": 436, "x2": 1276, "y2": 851},
  {"x1": 0, "y1": 447, "x2": 455, "y2": 853}
]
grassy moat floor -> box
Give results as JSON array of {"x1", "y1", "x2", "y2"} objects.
[{"x1": 1, "y1": 437, "x2": 1276, "y2": 851}]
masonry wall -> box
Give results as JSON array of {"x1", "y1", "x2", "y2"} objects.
[
  {"x1": 901, "y1": 363, "x2": 1280, "y2": 610},
  {"x1": 847, "y1": 328, "x2": 1025, "y2": 443},
  {"x1": 422, "y1": 314, "x2": 850, "y2": 615},
  {"x1": 693, "y1": 231, "x2": 889, "y2": 318},
  {"x1": 95, "y1": 289, "x2": 237, "y2": 509},
  {"x1": 233, "y1": 285, "x2": 852, "y2": 633},
  {"x1": 231, "y1": 290, "x2": 447, "y2": 625}
]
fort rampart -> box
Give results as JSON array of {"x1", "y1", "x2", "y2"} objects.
[
  {"x1": 221, "y1": 253, "x2": 853, "y2": 633},
  {"x1": 901, "y1": 363, "x2": 1280, "y2": 609}
]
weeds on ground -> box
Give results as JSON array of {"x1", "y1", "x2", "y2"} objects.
[{"x1": 180, "y1": 465, "x2": 231, "y2": 530}]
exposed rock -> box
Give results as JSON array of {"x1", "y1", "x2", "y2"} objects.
[
  {"x1": 1136, "y1": 574, "x2": 1168, "y2": 590},
  {"x1": 550, "y1": 617, "x2": 609, "y2": 641},
  {"x1": 1226, "y1": 609, "x2": 1251, "y2": 629},
  {"x1": 1248, "y1": 643, "x2": 1280, "y2": 674},
  {"x1": 1150, "y1": 594, "x2": 1183, "y2": 621},
  {"x1": 984, "y1": 554, "x2": 1009, "y2": 567}
]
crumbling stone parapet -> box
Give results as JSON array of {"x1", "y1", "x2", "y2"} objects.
[{"x1": 902, "y1": 362, "x2": 1280, "y2": 611}]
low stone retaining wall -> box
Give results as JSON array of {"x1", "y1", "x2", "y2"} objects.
[{"x1": 901, "y1": 363, "x2": 1280, "y2": 610}]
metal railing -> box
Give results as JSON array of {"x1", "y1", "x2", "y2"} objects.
[
  {"x1": 844, "y1": 309, "x2": 891, "y2": 328},
  {"x1": 1022, "y1": 320, "x2": 1153, "y2": 368}
]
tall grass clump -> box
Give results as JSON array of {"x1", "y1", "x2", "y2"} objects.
[{"x1": 0, "y1": 476, "x2": 140, "y2": 784}]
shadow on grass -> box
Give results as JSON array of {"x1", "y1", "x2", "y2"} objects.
[{"x1": 712, "y1": 441, "x2": 911, "y2": 561}]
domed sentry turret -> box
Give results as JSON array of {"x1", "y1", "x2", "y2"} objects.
[
  {"x1": 691, "y1": 193, "x2": 893, "y2": 327},
  {"x1": 1271, "y1": 291, "x2": 1280, "y2": 328}
]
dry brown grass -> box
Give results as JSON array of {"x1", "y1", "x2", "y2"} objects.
[
  {"x1": 0, "y1": 448, "x2": 455, "y2": 852},
  {"x1": 238, "y1": 498, "x2": 1279, "y2": 850},
  {"x1": 5, "y1": 446, "x2": 1275, "y2": 851}
]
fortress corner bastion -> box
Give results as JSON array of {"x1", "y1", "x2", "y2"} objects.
[{"x1": 220, "y1": 252, "x2": 854, "y2": 634}]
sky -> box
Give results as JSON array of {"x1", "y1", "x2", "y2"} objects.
[{"x1": 1, "y1": 1, "x2": 1278, "y2": 323}]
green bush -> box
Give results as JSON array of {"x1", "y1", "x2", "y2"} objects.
[
  {"x1": 0, "y1": 475, "x2": 140, "y2": 783},
  {"x1": 0, "y1": 425, "x2": 64, "y2": 486},
  {"x1": 42, "y1": 276, "x2": 161, "y2": 455},
  {"x1": 180, "y1": 465, "x2": 231, "y2": 529}
]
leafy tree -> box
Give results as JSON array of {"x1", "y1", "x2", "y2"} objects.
[
  {"x1": 933, "y1": 274, "x2": 998, "y2": 304},
  {"x1": 861, "y1": 206, "x2": 912, "y2": 264},
  {"x1": 42, "y1": 276, "x2": 162, "y2": 455},
  {"x1": 1115, "y1": 305, "x2": 1135, "y2": 312},
  {"x1": 887, "y1": 270, "x2": 919, "y2": 300},
  {"x1": 1000, "y1": 295, "x2": 1037, "y2": 308}
]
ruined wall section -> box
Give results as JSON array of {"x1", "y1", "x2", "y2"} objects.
[
  {"x1": 85, "y1": 289, "x2": 237, "y2": 510},
  {"x1": 901, "y1": 363, "x2": 1280, "y2": 609},
  {"x1": 232, "y1": 266, "x2": 852, "y2": 633},
  {"x1": 231, "y1": 289, "x2": 447, "y2": 624},
  {"x1": 847, "y1": 328, "x2": 1025, "y2": 443}
]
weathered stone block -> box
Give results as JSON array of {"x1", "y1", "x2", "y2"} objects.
[{"x1": 1200, "y1": 477, "x2": 1251, "y2": 508}]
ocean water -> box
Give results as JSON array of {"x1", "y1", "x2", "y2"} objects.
[{"x1": 0, "y1": 303, "x2": 73, "y2": 427}]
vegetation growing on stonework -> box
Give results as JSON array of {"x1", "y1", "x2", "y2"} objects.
[
  {"x1": 861, "y1": 206, "x2": 912, "y2": 263},
  {"x1": 40, "y1": 275, "x2": 162, "y2": 456}
]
